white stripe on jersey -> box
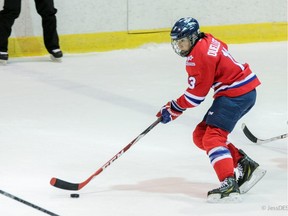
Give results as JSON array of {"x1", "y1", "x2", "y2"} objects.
[
  {"x1": 213, "y1": 72, "x2": 257, "y2": 95},
  {"x1": 212, "y1": 82, "x2": 222, "y2": 89},
  {"x1": 184, "y1": 91, "x2": 205, "y2": 107}
]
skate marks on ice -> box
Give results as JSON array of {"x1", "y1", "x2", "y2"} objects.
[
  {"x1": 111, "y1": 177, "x2": 216, "y2": 199},
  {"x1": 270, "y1": 158, "x2": 287, "y2": 170},
  {"x1": 2, "y1": 64, "x2": 157, "y2": 115}
]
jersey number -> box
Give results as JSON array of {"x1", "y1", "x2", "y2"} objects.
[
  {"x1": 188, "y1": 76, "x2": 196, "y2": 89},
  {"x1": 222, "y1": 47, "x2": 245, "y2": 70}
]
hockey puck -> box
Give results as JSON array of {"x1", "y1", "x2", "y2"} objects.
[{"x1": 70, "y1": 193, "x2": 80, "y2": 198}]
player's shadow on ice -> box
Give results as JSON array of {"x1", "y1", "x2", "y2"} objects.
[{"x1": 111, "y1": 177, "x2": 217, "y2": 198}]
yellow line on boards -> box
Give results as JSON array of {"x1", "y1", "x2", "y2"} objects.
[{"x1": 8, "y1": 22, "x2": 287, "y2": 57}]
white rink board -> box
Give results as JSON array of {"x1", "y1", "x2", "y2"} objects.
[{"x1": 0, "y1": 0, "x2": 286, "y2": 37}]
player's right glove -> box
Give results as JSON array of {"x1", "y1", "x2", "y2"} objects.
[{"x1": 156, "y1": 100, "x2": 186, "y2": 124}]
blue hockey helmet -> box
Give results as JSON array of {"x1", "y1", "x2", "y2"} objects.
[{"x1": 170, "y1": 17, "x2": 201, "y2": 57}]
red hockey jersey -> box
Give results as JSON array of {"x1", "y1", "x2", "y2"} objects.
[{"x1": 176, "y1": 34, "x2": 261, "y2": 109}]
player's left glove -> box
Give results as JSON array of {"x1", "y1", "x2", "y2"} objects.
[{"x1": 156, "y1": 100, "x2": 186, "y2": 124}]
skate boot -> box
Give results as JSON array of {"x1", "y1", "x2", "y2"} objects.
[
  {"x1": 237, "y1": 149, "x2": 266, "y2": 194},
  {"x1": 207, "y1": 176, "x2": 242, "y2": 203},
  {"x1": 49, "y1": 49, "x2": 63, "y2": 62},
  {"x1": 0, "y1": 52, "x2": 8, "y2": 65}
]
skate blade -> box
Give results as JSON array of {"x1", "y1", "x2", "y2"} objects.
[
  {"x1": 240, "y1": 167, "x2": 266, "y2": 194},
  {"x1": 207, "y1": 192, "x2": 242, "y2": 203},
  {"x1": 50, "y1": 55, "x2": 62, "y2": 62}
]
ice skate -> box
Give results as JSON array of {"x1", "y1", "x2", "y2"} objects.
[
  {"x1": 49, "y1": 49, "x2": 63, "y2": 62},
  {"x1": 207, "y1": 177, "x2": 242, "y2": 203},
  {"x1": 237, "y1": 149, "x2": 266, "y2": 194},
  {"x1": 0, "y1": 52, "x2": 8, "y2": 65}
]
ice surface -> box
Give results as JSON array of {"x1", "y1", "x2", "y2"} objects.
[{"x1": 0, "y1": 42, "x2": 287, "y2": 216}]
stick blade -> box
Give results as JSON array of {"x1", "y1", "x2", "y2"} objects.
[
  {"x1": 50, "y1": 177, "x2": 80, "y2": 191},
  {"x1": 241, "y1": 123, "x2": 258, "y2": 143}
]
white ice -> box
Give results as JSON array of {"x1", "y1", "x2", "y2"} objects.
[{"x1": 0, "y1": 41, "x2": 287, "y2": 216}]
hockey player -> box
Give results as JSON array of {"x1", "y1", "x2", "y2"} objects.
[
  {"x1": 156, "y1": 17, "x2": 266, "y2": 203},
  {"x1": 0, "y1": 0, "x2": 62, "y2": 64}
]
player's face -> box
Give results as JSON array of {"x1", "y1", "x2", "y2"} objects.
[
  {"x1": 171, "y1": 37, "x2": 192, "y2": 57},
  {"x1": 175, "y1": 37, "x2": 191, "y2": 52}
]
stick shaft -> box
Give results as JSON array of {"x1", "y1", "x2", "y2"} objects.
[
  {"x1": 0, "y1": 190, "x2": 59, "y2": 216},
  {"x1": 50, "y1": 117, "x2": 162, "y2": 191}
]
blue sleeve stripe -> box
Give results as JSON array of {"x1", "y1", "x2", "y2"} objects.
[
  {"x1": 184, "y1": 92, "x2": 205, "y2": 107},
  {"x1": 171, "y1": 100, "x2": 186, "y2": 112}
]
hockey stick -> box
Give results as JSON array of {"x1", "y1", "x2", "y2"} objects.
[
  {"x1": 0, "y1": 190, "x2": 59, "y2": 216},
  {"x1": 242, "y1": 123, "x2": 288, "y2": 144},
  {"x1": 50, "y1": 117, "x2": 162, "y2": 191}
]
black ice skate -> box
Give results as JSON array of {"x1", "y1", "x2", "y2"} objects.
[
  {"x1": 0, "y1": 52, "x2": 8, "y2": 65},
  {"x1": 49, "y1": 49, "x2": 63, "y2": 62},
  {"x1": 207, "y1": 177, "x2": 242, "y2": 203},
  {"x1": 237, "y1": 149, "x2": 266, "y2": 194}
]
